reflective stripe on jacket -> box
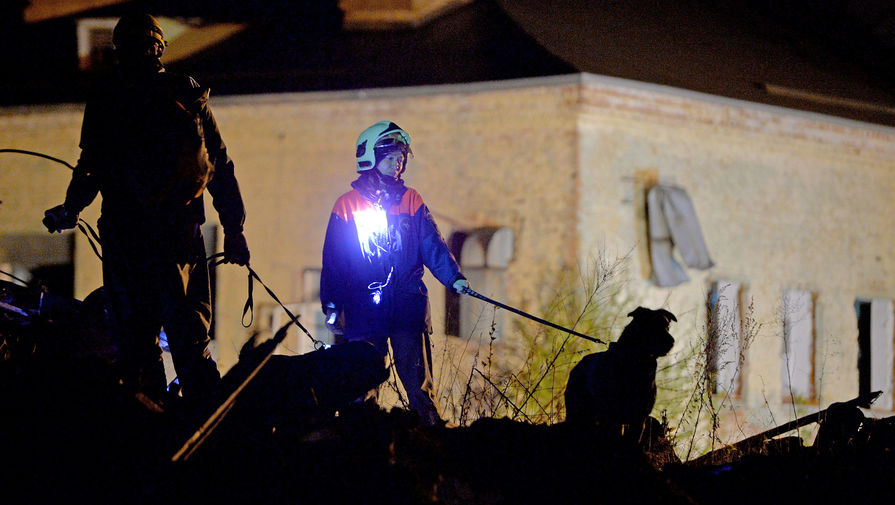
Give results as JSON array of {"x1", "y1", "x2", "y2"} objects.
[{"x1": 321, "y1": 186, "x2": 463, "y2": 338}]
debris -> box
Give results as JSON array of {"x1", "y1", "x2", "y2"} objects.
[{"x1": 687, "y1": 390, "x2": 881, "y2": 466}]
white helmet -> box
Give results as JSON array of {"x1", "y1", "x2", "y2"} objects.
[{"x1": 355, "y1": 121, "x2": 412, "y2": 172}]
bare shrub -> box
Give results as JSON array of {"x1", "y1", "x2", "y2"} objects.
[{"x1": 430, "y1": 251, "x2": 636, "y2": 426}]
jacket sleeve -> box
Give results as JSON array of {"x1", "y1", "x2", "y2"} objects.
[
  {"x1": 63, "y1": 98, "x2": 102, "y2": 213},
  {"x1": 200, "y1": 85, "x2": 246, "y2": 236},
  {"x1": 320, "y1": 212, "x2": 353, "y2": 313},
  {"x1": 417, "y1": 204, "x2": 464, "y2": 288},
  {"x1": 64, "y1": 155, "x2": 101, "y2": 214}
]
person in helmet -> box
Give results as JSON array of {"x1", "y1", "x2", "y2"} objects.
[
  {"x1": 43, "y1": 13, "x2": 250, "y2": 408},
  {"x1": 320, "y1": 121, "x2": 467, "y2": 426}
]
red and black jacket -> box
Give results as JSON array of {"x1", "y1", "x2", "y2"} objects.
[{"x1": 321, "y1": 180, "x2": 463, "y2": 338}]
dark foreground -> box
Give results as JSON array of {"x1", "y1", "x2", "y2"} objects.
[{"x1": 2, "y1": 281, "x2": 894, "y2": 504}]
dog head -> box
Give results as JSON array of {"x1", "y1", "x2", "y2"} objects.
[{"x1": 616, "y1": 307, "x2": 676, "y2": 358}]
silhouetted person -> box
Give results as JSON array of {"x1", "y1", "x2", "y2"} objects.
[
  {"x1": 43, "y1": 13, "x2": 250, "y2": 407},
  {"x1": 565, "y1": 307, "x2": 676, "y2": 439}
]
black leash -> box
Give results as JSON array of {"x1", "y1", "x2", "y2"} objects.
[
  {"x1": 462, "y1": 286, "x2": 605, "y2": 344},
  {"x1": 172, "y1": 261, "x2": 330, "y2": 463},
  {"x1": 206, "y1": 252, "x2": 326, "y2": 350},
  {"x1": 0, "y1": 268, "x2": 30, "y2": 287},
  {"x1": 77, "y1": 219, "x2": 103, "y2": 261},
  {"x1": 1, "y1": 149, "x2": 103, "y2": 260},
  {"x1": 0, "y1": 148, "x2": 75, "y2": 169},
  {"x1": 1, "y1": 148, "x2": 321, "y2": 348}
]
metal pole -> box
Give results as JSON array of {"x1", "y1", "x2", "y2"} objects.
[
  {"x1": 461, "y1": 287, "x2": 605, "y2": 344},
  {"x1": 686, "y1": 390, "x2": 881, "y2": 467},
  {"x1": 171, "y1": 319, "x2": 295, "y2": 463}
]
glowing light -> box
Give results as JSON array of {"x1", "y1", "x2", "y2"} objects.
[
  {"x1": 353, "y1": 206, "x2": 389, "y2": 260},
  {"x1": 368, "y1": 267, "x2": 393, "y2": 306}
]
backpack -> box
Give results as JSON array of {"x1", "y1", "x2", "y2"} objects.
[{"x1": 145, "y1": 82, "x2": 215, "y2": 208}]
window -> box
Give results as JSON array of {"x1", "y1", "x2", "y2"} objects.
[
  {"x1": 446, "y1": 227, "x2": 514, "y2": 340},
  {"x1": 77, "y1": 18, "x2": 117, "y2": 71},
  {"x1": 646, "y1": 184, "x2": 714, "y2": 287},
  {"x1": 855, "y1": 298, "x2": 894, "y2": 411},
  {"x1": 782, "y1": 289, "x2": 815, "y2": 402},
  {"x1": 0, "y1": 232, "x2": 73, "y2": 297},
  {"x1": 708, "y1": 280, "x2": 742, "y2": 395},
  {"x1": 253, "y1": 269, "x2": 329, "y2": 356}
]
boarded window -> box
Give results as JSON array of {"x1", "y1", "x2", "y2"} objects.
[
  {"x1": 855, "y1": 298, "x2": 894, "y2": 411},
  {"x1": 0, "y1": 232, "x2": 74, "y2": 297},
  {"x1": 646, "y1": 184, "x2": 714, "y2": 287},
  {"x1": 782, "y1": 289, "x2": 814, "y2": 402},
  {"x1": 249, "y1": 268, "x2": 330, "y2": 357},
  {"x1": 708, "y1": 280, "x2": 742, "y2": 395}
]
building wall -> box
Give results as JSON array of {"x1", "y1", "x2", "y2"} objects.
[
  {"x1": 2, "y1": 73, "x2": 893, "y2": 440},
  {"x1": 206, "y1": 79, "x2": 580, "y2": 369},
  {"x1": 0, "y1": 77, "x2": 581, "y2": 373},
  {"x1": 575, "y1": 75, "x2": 895, "y2": 437}
]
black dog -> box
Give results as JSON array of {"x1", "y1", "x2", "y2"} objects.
[{"x1": 564, "y1": 307, "x2": 676, "y2": 437}]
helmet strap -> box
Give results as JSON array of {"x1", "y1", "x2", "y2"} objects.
[{"x1": 353, "y1": 170, "x2": 406, "y2": 207}]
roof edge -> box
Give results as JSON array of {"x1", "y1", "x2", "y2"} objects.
[
  {"x1": 210, "y1": 73, "x2": 585, "y2": 105},
  {"x1": 579, "y1": 73, "x2": 895, "y2": 136}
]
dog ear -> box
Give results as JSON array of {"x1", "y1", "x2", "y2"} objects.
[{"x1": 660, "y1": 309, "x2": 677, "y2": 323}]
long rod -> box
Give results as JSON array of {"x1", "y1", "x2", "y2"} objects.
[
  {"x1": 171, "y1": 320, "x2": 295, "y2": 463},
  {"x1": 687, "y1": 390, "x2": 881, "y2": 466},
  {"x1": 0, "y1": 300, "x2": 29, "y2": 317},
  {"x1": 462, "y1": 287, "x2": 604, "y2": 344}
]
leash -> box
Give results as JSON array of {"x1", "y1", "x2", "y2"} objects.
[
  {"x1": 77, "y1": 219, "x2": 103, "y2": 261},
  {"x1": 0, "y1": 148, "x2": 75, "y2": 169},
  {"x1": 1, "y1": 149, "x2": 103, "y2": 260},
  {"x1": 461, "y1": 286, "x2": 605, "y2": 344},
  {"x1": 206, "y1": 252, "x2": 327, "y2": 351},
  {"x1": 0, "y1": 148, "x2": 322, "y2": 348},
  {"x1": 0, "y1": 268, "x2": 30, "y2": 287},
  {"x1": 172, "y1": 258, "x2": 329, "y2": 464}
]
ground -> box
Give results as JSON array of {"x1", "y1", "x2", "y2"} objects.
[{"x1": 2, "y1": 280, "x2": 894, "y2": 504}]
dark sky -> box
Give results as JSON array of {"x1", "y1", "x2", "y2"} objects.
[{"x1": 4, "y1": 0, "x2": 895, "y2": 126}]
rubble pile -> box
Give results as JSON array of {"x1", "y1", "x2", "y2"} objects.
[{"x1": 2, "y1": 280, "x2": 894, "y2": 504}]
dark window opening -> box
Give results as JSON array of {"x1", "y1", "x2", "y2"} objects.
[
  {"x1": 203, "y1": 224, "x2": 218, "y2": 340},
  {"x1": 855, "y1": 299, "x2": 872, "y2": 398},
  {"x1": 445, "y1": 231, "x2": 467, "y2": 337}
]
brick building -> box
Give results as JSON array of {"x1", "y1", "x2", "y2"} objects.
[
  {"x1": 2, "y1": 1, "x2": 895, "y2": 457},
  {"x1": 3, "y1": 73, "x2": 894, "y2": 452}
]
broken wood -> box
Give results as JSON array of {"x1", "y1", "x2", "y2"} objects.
[
  {"x1": 171, "y1": 320, "x2": 388, "y2": 463},
  {"x1": 687, "y1": 390, "x2": 882, "y2": 467},
  {"x1": 171, "y1": 320, "x2": 296, "y2": 463}
]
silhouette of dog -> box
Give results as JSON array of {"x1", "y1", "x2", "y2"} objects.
[{"x1": 564, "y1": 307, "x2": 676, "y2": 437}]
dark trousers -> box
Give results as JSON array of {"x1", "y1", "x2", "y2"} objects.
[
  {"x1": 345, "y1": 330, "x2": 442, "y2": 425},
  {"x1": 102, "y1": 232, "x2": 220, "y2": 402}
]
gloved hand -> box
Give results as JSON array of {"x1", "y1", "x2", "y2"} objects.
[
  {"x1": 223, "y1": 232, "x2": 251, "y2": 266},
  {"x1": 324, "y1": 306, "x2": 344, "y2": 336},
  {"x1": 43, "y1": 204, "x2": 79, "y2": 233},
  {"x1": 452, "y1": 278, "x2": 469, "y2": 294}
]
